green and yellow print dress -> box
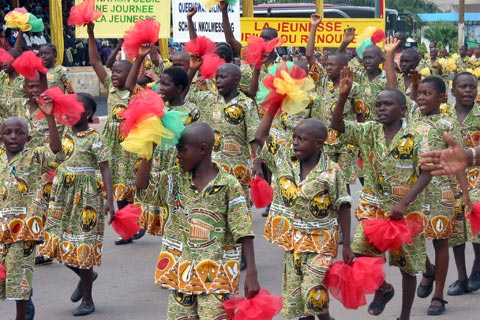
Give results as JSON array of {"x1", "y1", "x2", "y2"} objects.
[
  {"x1": 102, "y1": 76, "x2": 141, "y2": 202},
  {"x1": 47, "y1": 66, "x2": 74, "y2": 93},
  {"x1": 40, "y1": 128, "x2": 111, "y2": 269}
]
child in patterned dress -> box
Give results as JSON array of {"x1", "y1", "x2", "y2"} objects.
[
  {"x1": 136, "y1": 121, "x2": 260, "y2": 320},
  {"x1": 40, "y1": 93, "x2": 114, "y2": 316},
  {"x1": 0, "y1": 94, "x2": 62, "y2": 320},
  {"x1": 87, "y1": 23, "x2": 140, "y2": 224},
  {"x1": 38, "y1": 44, "x2": 75, "y2": 93}
]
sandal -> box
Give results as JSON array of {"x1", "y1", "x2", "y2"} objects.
[
  {"x1": 417, "y1": 265, "x2": 435, "y2": 298},
  {"x1": 427, "y1": 297, "x2": 447, "y2": 316},
  {"x1": 368, "y1": 284, "x2": 395, "y2": 316}
]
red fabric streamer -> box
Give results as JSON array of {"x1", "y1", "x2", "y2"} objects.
[
  {"x1": 119, "y1": 89, "x2": 165, "y2": 137},
  {"x1": 261, "y1": 62, "x2": 308, "y2": 117},
  {"x1": 67, "y1": 0, "x2": 103, "y2": 26},
  {"x1": 326, "y1": 257, "x2": 385, "y2": 309},
  {"x1": 199, "y1": 53, "x2": 226, "y2": 80},
  {"x1": 111, "y1": 204, "x2": 142, "y2": 240},
  {"x1": 467, "y1": 202, "x2": 480, "y2": 235},
  {"x1": 35, "y1": 87, "x2": 85, "y2": 126},
  {"x1": 184, "y1": 36, "x2": 217, "y2": 57},
  {"x1": 123, "y1": 18, "x2": 160, "y2": 60},
  {"x1": 11, "y1": 50, "x2": 47, "y2": 79},
  {"x1": 249, "y1": 177, "x2": 273, "y2": 209},
  {"x1": 0, "y1": 48, "x2": 14, "y2": 63},
  {"x1": 362, "y1": 218, "x2": 413, "y2": 252},
  {"x1": 243, "y1": 36, "x2": 285, "y2": 68},
  {"x1": 370, "y1": 29, "x2": 386, "y2": 44},
  {"x1": 222, "y1": 288, "x2": 282, "y2": 320},
  {"x1": 0, "y1": 263, "x2": 5, "y2": 280},
  {"x1": 404, "y1": 213, "x2": 425, "y2": 236}
]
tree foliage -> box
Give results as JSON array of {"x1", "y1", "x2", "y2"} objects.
[{"x1": 423, "y1": 22, "x2": 459, "y2": 52}]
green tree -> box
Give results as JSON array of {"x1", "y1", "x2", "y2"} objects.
[{"x1": 423, "y1": 22, "x2": 459, "y2": 52}]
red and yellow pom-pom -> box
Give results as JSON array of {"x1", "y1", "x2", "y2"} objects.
[{"x1": 123, "y1": 18, "x2": 160, "y2": 60}]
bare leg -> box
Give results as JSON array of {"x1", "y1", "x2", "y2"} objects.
[
  {"x1": 431, "y1": 239, "x2": 449, "y2": 304},
  {"x1": 419, "y1": 255, "x2": 435, "y2": 286},
  {"x1": 79, "y1": 268, "x2": 94, "y2": 304},
  {"x1": 452, "y1": 243, "x2": 468, "y2": 282},
  {"x1": 16, "y1": 300, "x2": 28, "y2": 320},
  {"x1": 399, "y1": 269, "x2": 416, "y2": 320},
  {"x1": 472, "y1": 243, "x2": 480, "y2": 268}
]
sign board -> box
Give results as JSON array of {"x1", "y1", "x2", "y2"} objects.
[
  {"x1": 240, "y1": 17, "x2": 384, "y2": 47},
  {"x1": 75, "y1": 0, "x2": 171, "y2": 39},
  {"x1": 172, "y1": 0, "x2": 241, "y2": 43}
]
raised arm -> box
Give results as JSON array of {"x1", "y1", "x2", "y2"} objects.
[
  {"x1": 37, "y1": 93, "x2": 61, "y2": 153},
  {"x1": 306, "y1": 14, "x2": 322, "y2": 67},
  {"x1": 330, "y1": 67, "x2": 353, "y2": 133},
  {"x1": 187, "y1": 7, "x2": 198, "y2": 40},
  {"x1": 135, "y1": 158, "x2": 154, "y2": 190},
  {"x1": 13, "y1": 29, "x2": 23, "y2": 52},
  {"x1": 125, "y1": 43, "x2": 151, "y2": 92},
  {"x1": 337, "y1": 27, "x2": 356, "y2": 53},
  {"x1": 87, "y1": 23, "x2": 108, "y2": 84},
  {"x1": 384, "y1": 36, "x2": 400, "y2": 89},
  {"x1": 220, "y1": 1, "x2": 242, "y2": 56},
  {"x1": 253, "y1": 112, "x2": 275, "y2": 149},
  {"x1": 106, "y1": 39, "x2": 123, "y2": 70}
]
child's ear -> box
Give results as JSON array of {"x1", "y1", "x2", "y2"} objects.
[
  {"x1": 400, "y1": 104, "x2": 408, "y2": 118},
  {"x1": 440, "y1": 93, "x2": 447, "y2": 103}
]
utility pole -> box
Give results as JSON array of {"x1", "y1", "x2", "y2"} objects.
[{"x1": 459, "y1": 0, "x2": 465, "y2": 48}]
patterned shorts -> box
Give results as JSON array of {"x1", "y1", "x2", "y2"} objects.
[
  {"x1": 166, "y1": 290, "x2": 230, "y2": 320},
  {"x1": 281, "y1": 251, "x2": 333, "y2": 319},
  {"x1": 0, "y1": 241, "x2": 36, "y2": 300},
  {"x1": 352, "y1": 222, "x2": 426, "y2": 276}
]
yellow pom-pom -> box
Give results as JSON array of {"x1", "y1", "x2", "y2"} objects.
[
  {"x1": 420, "y1": 67, "x2": 431, "y2": 78},
  {"x1": 356, "y1": 26, "x2": 377, "y2": 46},
  {"x1": 200, "y1": 0, "x2": 219, "y2": 10}
]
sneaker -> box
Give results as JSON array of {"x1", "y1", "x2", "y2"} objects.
[
  {"x1": 468, "y1": 267, "x2": 480, "y2": 292},
  {"x1": 447, "y1": 280, "x2": 469, "y2": 296},
  {"x1": 368, "y1": 285, "x2": 395, "y2": 316},
  {"x1": 34, "y1": 256, "x2": 53, "y2": 266}
]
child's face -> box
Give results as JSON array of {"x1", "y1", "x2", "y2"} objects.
[
  {"x1": 325, "y1": 56, "x2": 342, "y2": 80},
  {"x1": 452, "y1": 75, "x2": 478, "y2": 107},
  {"x1": 171, "y1": 56, "x2": 189, "y2": 72},
  {"x1": 374, "y1": 91, "x2": 406, "y2": 125},
  {"x1": 38, "y1": 46, "x2": 55, "y2": 68},
  {"x1": 1, "y1": 120, "x2": 30, "y2": 154},
  {"x1": 215, "y1": 67, "x2": 237, "y2": 97},
  {"x1": 23, "y1": 78, "x2": 41, "y2": 99},
  {"x1": 159, "y1": 73, "x2": 180, "y2": 103},
  {"x1": 438, "y1": 49, "x2": 447, "y2": 58},
  {"x1": 362, "y1": 48, "x2": 383, "y2": 73},
  {"x1": 400, "y1": 52, "x2": 418, "y2": 74},
  {"x1": 111, "y1": 62, "x2": 130, "y2": 88},
  {"x1": 417, "y1": 82, "x2": 442, "y2": 116},
  {"x1": 176, "y1": 140, "x2": 198, "y2": 172},
  {"x1": 292, "y1": 126, "x2": 321, "y2": 161}
]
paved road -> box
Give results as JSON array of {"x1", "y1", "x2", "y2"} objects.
[{"x1": 2, "y1": 182, "x2": 480, "y2": 320}]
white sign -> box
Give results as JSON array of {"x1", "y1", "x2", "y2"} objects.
[{"x1": 172, "y1": 0, "x2": 241, "y2": 43}]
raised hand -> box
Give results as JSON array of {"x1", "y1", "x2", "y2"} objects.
[
  {"x1": 408, "y1": 69, "x2": 421, "y2": 86},
  {"x1": 384, "y1": 35, "x2": 401, "y2": 54},
  {"x1": 339, "y1": 66, "x2": 353, "y2": 97},
  {"x1": 310, "y1": 13, "x2": 322, "y2": 27},
  {"x1": 343, "y1": 27, "x2": 356, "y2": 44},
  {"x1": 87, "y1": 22, "x2": 95, "y2": 36},
  {"x1": 138, "y1": 43, "x2": 151, "y2": 57},
  {"x1": 187, "y1": 6, "x2": 197, "y2": 19},
  {"x1": 37, "y1": 94, "x2": 53, "y2": 116},
  {"x1": 190, "y1": 54, "x2": 203, "y2": 70},
  {"x1": 420, "y1": 132, "x2": 468, "y2": 175}
]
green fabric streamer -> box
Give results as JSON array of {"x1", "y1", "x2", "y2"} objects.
[
  {"x1": 160, "y1": 110, "x2": 189, "y2": 150},
  {"x1": 356, "y1": 39, "x2": 372, "y2": 59},
  {"x1": 28, "y1": 13, "x2": 44, "y2": 32}
]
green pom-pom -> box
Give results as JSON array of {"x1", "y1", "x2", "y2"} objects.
[
  {"x1": 28, "y1": 13, "x2": 44, "y2": 33},
  {"x1": 356, "y1": 39, "x2": 372, "y2": 59},
  {"x1": 159, "y1": 110, "x2": 189, "y2": 150},
  {"x1": 225, "y1": 0, "x2": 238, "y2": 6}
]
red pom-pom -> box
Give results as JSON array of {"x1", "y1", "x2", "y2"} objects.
[
  {"x1": 119, "y1": 89, "x2": 165, "y2": 137},
  {"x1": 404, "y1": 213, "x2": 425, "y2": 236},
  {"x1": 11, "y1": 50, "x2": 47, "y2": 78},
  {"x1": 123, "y1": 18, "x2": 160, "y2": 60},
  {"x1": 326, "y1": 257, "x2": 385, "y2": 309},
  {"x1": 362, "y1": 218, "x2": 413, "y2": 252},
  {"x1": 243, "y1": 36, "x2": 285, "y2": 67},
  {"x1": 261, "y1": 62, "x2": 308, "y2": 116},
  {"x1": 370, "y1": 29, "x2": 386, "y2": 44},
  {"x1": 0, "y1": 263, "x2": 6, "y2": 280},
  {"x1": 67, "y1": 0, "x2": 103, "y2": 26},
  {"x1": 111, "y1": 204, "x2": 142, "y2": 240},
  {"x1": 35, "y1": 87, "x2": 85, "y2": 126},
  {"x1": 184, "y1": 36, "x2": 217, "y2": 57},
  {"x1": 0, "y1": 48, "x2": 14, "y2": 63},
  {"x1": 249, "y1": 177, "x2": 273, "y2": 208},
  {"x1": 199, "y1": 53, "x2": 226, "y2": 80},
  {"x1": 222, "y1": 288, "x2": 282, "y2": 320},
  {"x1": 467, "y1": 202, "x2": 480, "y2": 235}
]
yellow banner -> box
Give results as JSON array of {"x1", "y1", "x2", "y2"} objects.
[
  {"x1": 75, "y1": 0, "x2": 171, "y2": 39},
  {"x1": 240, "y1": 18, "x2": 384, "y2": 47}
]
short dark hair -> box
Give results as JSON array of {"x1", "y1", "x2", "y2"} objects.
[
  {"x1": 380, "y1": 89, "x2": 406, "y2": 106},
  {"x1": 163, "y1": 67, "x2": 189, "y2": 92},
  {"x1": 420, "y1": 76, "x2": 446, "y2": 94},
  {"x1": 452, "y1": 72, "x2": 478, "y2": 88},
  {"x1": 77, "y1": 93, "x2": 97, "y2": 123},
  {"x1": 216, "y1": 42, "x2": 233, "y2": 63}
]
